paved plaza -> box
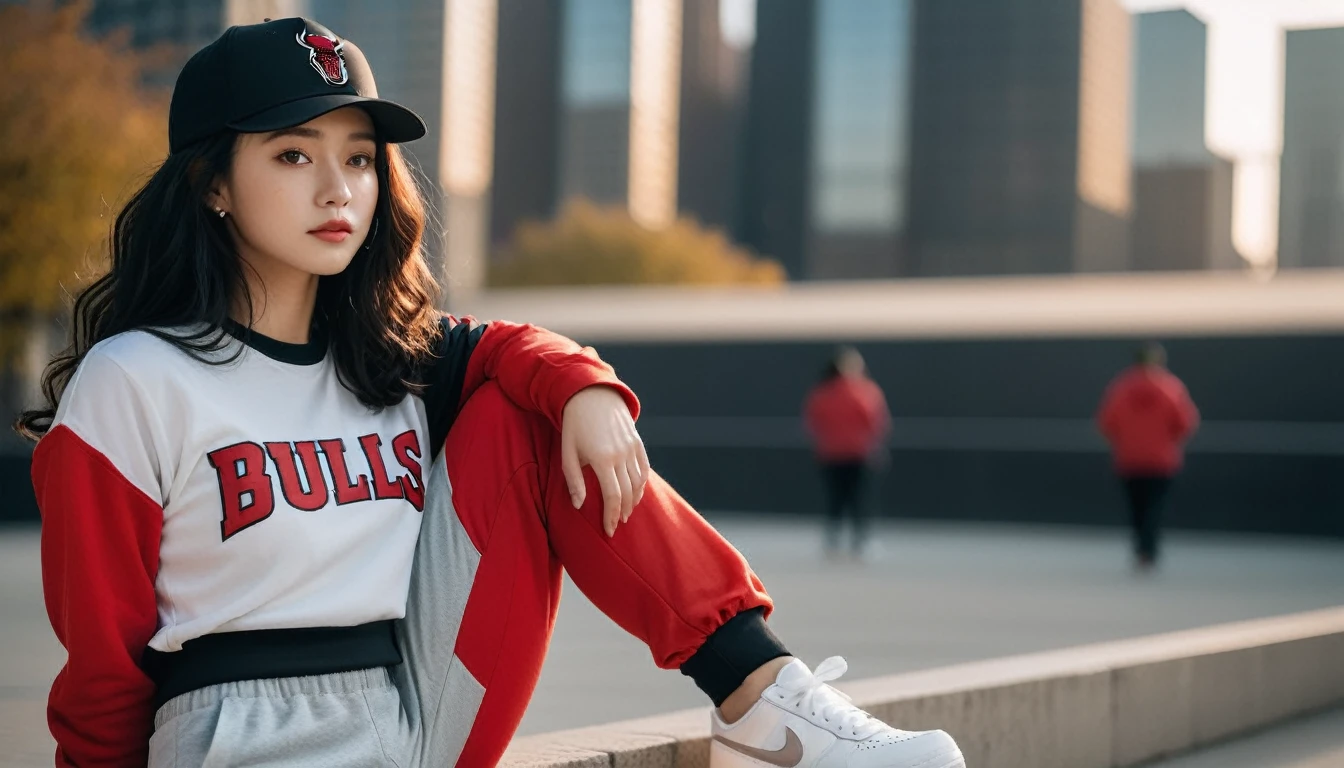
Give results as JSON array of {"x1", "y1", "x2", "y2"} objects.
[{"x1": 2, "y1": 516, "x2": 1342, "y2": 766}]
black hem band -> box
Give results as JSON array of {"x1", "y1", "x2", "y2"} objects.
[
  {"x1": 142, "y1": 621, "x2": 402, "y2": 711},
  {"x1": 679, "y1": 607, "x2": 790, "y2": 706}
]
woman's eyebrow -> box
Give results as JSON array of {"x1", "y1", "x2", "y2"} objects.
[
  {"x1": 263, "y1": 126, "x2": 321, "y2": 142},
  {"x1": 261, "y1": 127, "x2": 376, "y2": 143}
]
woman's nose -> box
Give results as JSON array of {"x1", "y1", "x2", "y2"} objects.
[{"x1": 317, "y1": 162, "x2": 353, "y2": 207}]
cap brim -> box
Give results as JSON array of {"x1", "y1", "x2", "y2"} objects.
[{"x1": 229, "y1": 94, "x2": 426, "y2": 144}]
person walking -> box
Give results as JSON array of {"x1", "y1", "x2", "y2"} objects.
[
  {"x1": 804, "y1": 347, "x2": 892, "y2": 559},
  {"x1": 1097, "y1": 342, "x2": 1200, "y2": 572}
]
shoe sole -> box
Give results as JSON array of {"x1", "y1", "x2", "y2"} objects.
[
  {"x1": 913, "y1": 745, "x2": 966, "y2": 768},
  {"x1": 710, "y1": 743, "x2": 967, "y2": 767}
]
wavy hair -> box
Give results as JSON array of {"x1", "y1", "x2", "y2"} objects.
[{"x1": 15, "y1": 130, "x2": 441, "y2": 440}]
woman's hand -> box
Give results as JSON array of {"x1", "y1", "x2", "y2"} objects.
[{"x1": 561, "y1": 385, "x2": 651, "y2": 536}]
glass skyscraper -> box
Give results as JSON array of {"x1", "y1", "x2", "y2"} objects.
[
  {"x1": 557, "y1": 0, "x2": 634, "y2": 207},
  {"x1": 906, "y1": 0, "x2": 1132, "y2": 277},
  {"x1": 491, "y1": 0, "x2": 737, "y2": 243},
  {"x1": 808, "y1": 0, "x2": 911, "y2": 278},
  {"x1": 1129, "y1": 10, "x2": 1238, "y2": 272},
  {"x1": 1279, "y1": 26, "x2": 1344, "y2": 270},
  {"x1": 739, "y1": 0, "x2": 913, "y2": 280}
]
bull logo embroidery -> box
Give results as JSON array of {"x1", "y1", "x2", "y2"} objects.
[{"x1": 296, "y1": 30, "x2": 348, "y2": 86}]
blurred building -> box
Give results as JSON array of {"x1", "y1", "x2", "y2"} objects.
[
  {"x1": 86, "y1": 0, "x2": 228, "y2": 85},
  {"x1": 490, "y1": 0, "x2": 743, "y2": 248},
  {"x1": 1129, "y1": 10, "x2": 1238, "y2": 272},
  {"x1": 738, "y1": 0, "x2": 914, "y2": 280},
  {"x1": 678, "y1": 0, "x2": 749, "y2": 234},
  {"x1": 1279, "y1": 27, "x2": 1344, "y2": 270},
  {"x1": 741, "y1": 0, "x2": 1132, "y2": 281},
  {"x1": 88, "y1": 0, "x2": 225, "y2": 47},
  {"x1": 906, "y1": 0, "x2": 1133, "y2": 277},
  {"x1": 555, "y1": 0, "x2": 636, "y2": 211},
  {"x1": 734, "y1": 0, "x2": 811, "y2": 280},
  {"x1": 490, "y1": 0, "x2": 561, "y2": 247}
]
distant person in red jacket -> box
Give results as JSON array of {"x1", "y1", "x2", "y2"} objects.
[
  {"x1": 804, "y1": 347, "x2": 892, "y2": 558},
  {"x1": 1097, "y1": 343, "x2": 1200, "y2": 571}
]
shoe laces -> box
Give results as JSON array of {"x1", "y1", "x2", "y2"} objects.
[{"x1": 775, "y1": 656, "x2": 883, "y2": 738}]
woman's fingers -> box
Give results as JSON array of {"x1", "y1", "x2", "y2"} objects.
[
  {"x1": 561, "y1": 432, "x2": 585, "y2": 509},
  {"x1": 560, "y1": 389, "x2": 650, "y2": 529},
  {"x1": 632, "y1": 439, "x2": 651, "y2": 509},
  {"x1": 623, "y1": 459, "x2": 643, "y2": 522},
  {"x1": 616, "y1": 461, "x2": 634, "y2": 525},
  {"x1": 597, "y1": 463, "x2": 622, "y2": 536}
]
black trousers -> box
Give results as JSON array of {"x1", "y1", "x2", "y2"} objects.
[
  {"x1": 822, "y1": 461, "x2": 870, "y2": 550},
  {"x1": 1122, "y1": 475, "x2": 1173, "y2": 562}
]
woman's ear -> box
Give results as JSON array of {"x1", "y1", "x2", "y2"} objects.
[{"x1": 205, "y1": 177, "x2": 232, "y2": 217}]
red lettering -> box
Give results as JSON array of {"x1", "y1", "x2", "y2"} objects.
[
  {"x1": 392, "y1": 430, "x2": 424, "y2": 511},
  {"x1": 317, "y1": 438, "x2": 372, "y2": 505},
  {"x1": 265, "y1": 441, "x2": 329, "y2": 512},
  {"x1": 358, "y1": 433, "x2": 404, "y2": 501},
  {"x1": 208, "y1": 442, "x2": 275, "y2": 540}
]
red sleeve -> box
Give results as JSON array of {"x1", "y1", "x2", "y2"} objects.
[
  {"x1": 35, "y1": 425, "x2": 161, "y2": 768},
  {"x1": 451, "y1": 315, "x2": 640, "y2": 430}
]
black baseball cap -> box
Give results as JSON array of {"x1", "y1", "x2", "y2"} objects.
[{"x1": 169, "y1": 17, "x2": 426, "y2": 154}]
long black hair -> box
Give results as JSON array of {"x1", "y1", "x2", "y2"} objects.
[{"x1": 15, "y1": 130, "x2": 441, "y2": 440}]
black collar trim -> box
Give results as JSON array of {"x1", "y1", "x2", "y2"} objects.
[{"x1": 222, "y1": 318, "x2": 327, "y2": 366}]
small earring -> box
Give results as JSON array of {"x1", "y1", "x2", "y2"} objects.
[
  {"x1": 215, "y1": 208, "x2": 226, "y2": 218},
  {"x1": 363, "y1": 217, "x2": 379, "y2": 250}
]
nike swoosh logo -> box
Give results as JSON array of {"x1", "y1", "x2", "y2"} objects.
[{"x1": 713, "y1": 726, "x2": 804, "y2": 767}]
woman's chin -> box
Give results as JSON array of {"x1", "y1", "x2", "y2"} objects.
[
  {"x1": 316, "y1": 260, "x2": 357, "y2": 277},
  {"x1": 295, "y1": 248, "x2": 360, "y2": 277}
]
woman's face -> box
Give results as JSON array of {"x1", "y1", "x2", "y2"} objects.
[{"x1": 213, "y1": 107, "x2": 379, "y2": 283}]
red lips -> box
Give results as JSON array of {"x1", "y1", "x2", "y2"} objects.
[
  {"x1": 309, "y1": 219, "x2": 354, "y2": 243},
  {"x1": 310, "y1": 219, "x2": 353, "y2": 233}
]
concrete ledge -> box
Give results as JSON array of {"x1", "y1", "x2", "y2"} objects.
[
  {"x1": 502, "y1": 606, "x2": 1344, "y2": 768},
  {"x1": 458, "y1": 270, "x2": 1344, "y2": 342}
]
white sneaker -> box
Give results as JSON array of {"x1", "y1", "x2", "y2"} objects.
[{"x1": 710, "y1": 657, "x2": 965, "y2": 768}]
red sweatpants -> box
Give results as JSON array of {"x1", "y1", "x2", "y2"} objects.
[{"x1": 390, "y1": 381, "x2": 773, "y2": 767}]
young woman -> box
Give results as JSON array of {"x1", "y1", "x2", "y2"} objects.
[{"x1": 17, "y1": 18, "x2": 963, "y2": 768}]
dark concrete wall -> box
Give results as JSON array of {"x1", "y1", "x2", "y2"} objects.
[
  {"x1": 7, "y1": 333, "x2": 1342, "y2": 537},
  {"x1": 590, "y1": 333, "x2": 1344, "y2": 538}
]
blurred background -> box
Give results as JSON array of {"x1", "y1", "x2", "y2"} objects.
[
  {"x1": 4, "y1": 0, "x2": 1344, "y2": 537},
  {"x1": 4, "y1": 1, "x2": 1344, "y2": 765}
]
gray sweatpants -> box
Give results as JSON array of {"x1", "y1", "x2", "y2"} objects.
[{"x1": 148, "y1": 445, "x2": 478, "y2": 767}]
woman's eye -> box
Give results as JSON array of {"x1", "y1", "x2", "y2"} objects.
[
  {"x1": 279, "y1": 150, "x2": 309, "y2": 165},
  {"x1": 350, "y1": 154, "x2": 373, "y2": 168}
]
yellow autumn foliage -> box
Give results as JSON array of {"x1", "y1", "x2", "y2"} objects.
[
  {"x1": 0, "y1": 2, "x2": 169, "y2": 361},
  {"x1": 488, "y1": 201, "x2": 785, "y2": 288}
]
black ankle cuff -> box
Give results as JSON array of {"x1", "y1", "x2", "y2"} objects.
[{"x1": 679, "y1": 607, "x2": 790, "y2": 706}]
